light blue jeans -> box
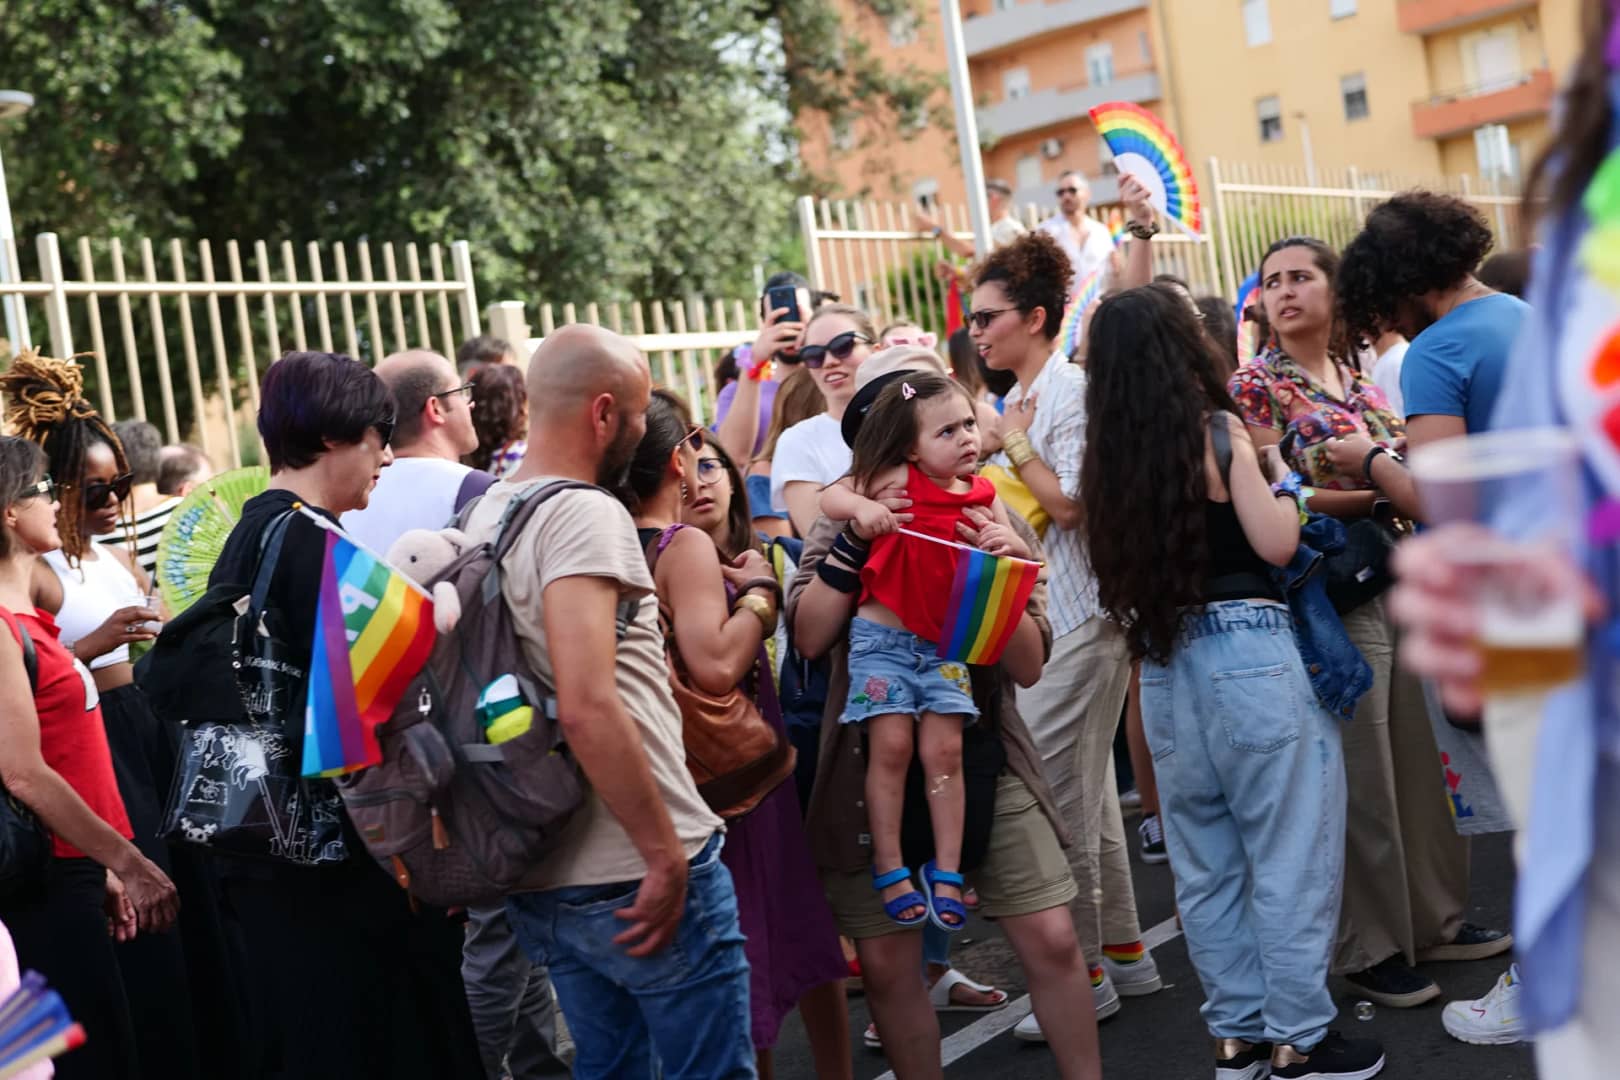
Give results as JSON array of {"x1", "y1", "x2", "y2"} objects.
[
  {"x1": 504, "y1": 834, "x2": 755, "y2": 1079},
  {"x1": 1139, "y1": 600, "x2": 1346, "y2": 1049}
]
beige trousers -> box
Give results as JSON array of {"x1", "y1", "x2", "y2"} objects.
[
  {"x1": 1333, "y1": 598, "x2": 1471, "y2": 973},
  {"x1": 1018, "y1": 615, "x2": 1140, "y2": 964}
]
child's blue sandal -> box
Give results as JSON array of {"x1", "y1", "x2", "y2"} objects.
[
  {"x1": 920, "y1": 862, "x2": 968, "y2": 934},
  {"x1": 872, "y1": 866, "x2": 928, "y2": 927}
]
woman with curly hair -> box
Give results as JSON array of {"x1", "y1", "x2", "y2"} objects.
[
  {"x1": 1228, "y1": 238, "x2": 1507, "y2": 1010},
  {"x1": 1335, "y1": 192, "x2": 1529, "y2": 453},
  {"x1": 969, "y1": 230, "x2": 1162, "y2": 1038},
  {"x1": 463, "y1": 361, "x2": 529, "y2": 479},
  {"x1": 1084, "y1": 283, "x2": 1384, "y2": 1080},
  {"x1": 0, "y1": 351, "x2": 207, "y2": 1080}
]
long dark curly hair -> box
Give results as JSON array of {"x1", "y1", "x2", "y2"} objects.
[
  {"x1": 1082, "y1": 285, "x2": 1239, "y2": 663},
  {"x1": 1335, "y1": 193, "x2": 1495, "y2": 347},
  {"x1": 464, "y1": 362, "x2": 528, "y2": 473}
]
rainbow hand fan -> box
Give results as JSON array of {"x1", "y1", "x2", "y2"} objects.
[
  {"x1": 1089, "y1": 102, "x2": 1202, "y2": 236},
  {"x1": 0, "y1": 971, "x2": 85, "y2": 1079},
  {"x1": 154, "y1": 466, "x2": 270, "y2": 615}
]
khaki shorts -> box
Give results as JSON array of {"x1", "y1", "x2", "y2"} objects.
[{"x1": 822, "y1": 772, "x2": 1078, "y2": 940}]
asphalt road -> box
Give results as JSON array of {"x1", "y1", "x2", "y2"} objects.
[{"x1": 769, "y1": 815, "x2": 1531, "y2": 1080}]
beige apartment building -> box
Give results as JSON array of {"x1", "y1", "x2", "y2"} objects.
[{"x1": 799, "y1": 0, "x2": 1581, "y2": 213}]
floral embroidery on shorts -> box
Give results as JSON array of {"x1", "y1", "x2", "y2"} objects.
[
  {"x1": 938, "y1": 662, "x2": 971, "y2": 696},
  {"x1": 852, "y1": 676, "x2": 891, "y2": 706}
]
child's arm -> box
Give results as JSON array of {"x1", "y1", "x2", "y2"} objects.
[
  {"x1": 962, "y1": 497, "x2": 1031, "y2": 559},
  {"x1": 819, "y1": 467, "x2": 907, "y2": 539}
]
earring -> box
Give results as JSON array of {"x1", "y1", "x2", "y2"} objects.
[{"x1": 680, "y1": 481, "x2": 689, "y2": 501}]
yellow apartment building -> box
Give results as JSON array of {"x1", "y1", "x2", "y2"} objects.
[{"x1": 798, "y1": 0, "x2": 1581, "y2": 212}]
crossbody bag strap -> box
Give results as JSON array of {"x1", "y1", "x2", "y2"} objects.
[
  {"x1": 247, "y1": 508, "x2": 303, "y2": 621},
  {"x1": 1, "y1": 610, "x2": 38, "y2": 693},
  {"x1": 1210, "y1": 412, "x2": 1234, "y2": 488}
]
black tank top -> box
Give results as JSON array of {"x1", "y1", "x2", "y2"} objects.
[{"x1": 1203, "y1": 499, "x2": 1282, "y2": 602}]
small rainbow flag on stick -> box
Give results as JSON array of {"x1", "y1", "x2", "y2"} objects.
[
  {"x1": 301, "y1": 511, "x2": 437, "y2": 778},
  {"x1": 902, "y1": 529, "x2": 1042, "y2": 665}
]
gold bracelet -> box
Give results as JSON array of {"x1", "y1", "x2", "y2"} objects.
[
  {"x1": 734, "y1": 593, "x2": 778, "y2": 637},
  {"x1": 1002, "y1": 430, "x2": 1038, "y2": 470}
]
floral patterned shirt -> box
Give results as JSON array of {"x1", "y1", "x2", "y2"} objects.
[{"x1": 1228, "y1": 346, "x2": 1405, "y2": 491}]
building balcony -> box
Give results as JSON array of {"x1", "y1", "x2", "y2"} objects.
[
  {"x1": 978, "y1": 70, "x2": 1160, "y2": 142},
  {"x1": 963, "y1": 0, "x2": 1149, "y2": 58},
  {"x1": 1410, "y1": 67, "x2": 1555, "y2": 140},
  {"x1": 1396, "y1": 0, "x2": 1536, "y2": 35}
]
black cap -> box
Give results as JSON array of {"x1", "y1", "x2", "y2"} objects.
[{"x1": 841, "y1": 369, "x2": 919, "y2": 448}]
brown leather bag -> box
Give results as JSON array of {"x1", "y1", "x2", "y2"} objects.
[{"x1": 646, "y1": 525, "x2": 796, "y2": 819}]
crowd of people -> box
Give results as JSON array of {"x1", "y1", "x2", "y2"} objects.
[{"x1": 2, "y1": 10, "x2": 1619, "y2": 1077}]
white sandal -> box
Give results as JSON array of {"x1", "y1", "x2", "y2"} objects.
[{"x1": 928, "y1": 968, "x2": 1010, "y2": 1013}]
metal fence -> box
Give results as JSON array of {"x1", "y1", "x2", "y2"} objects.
[{"x1": 0, "y1": 233, "x2": 479, "y2": 468}]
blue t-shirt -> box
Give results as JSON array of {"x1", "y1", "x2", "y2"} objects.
[{"x1": 1400, "y1": 292, "x2": 1529, "y2": 433}]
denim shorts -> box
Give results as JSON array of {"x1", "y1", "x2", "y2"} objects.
[{"x1": 841, "y1": 617, "x2": 980, "y2": 724}]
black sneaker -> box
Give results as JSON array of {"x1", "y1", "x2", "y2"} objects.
[
  {"x1": 1416, "y1": 922, "x2": 1514, "y2": 963},
  {"x1": 1139, "y1": 813, "x2": 1169, "y2": 865},
  {"x1": 1343, "y1": 956, "x2": 1441, "y2": 1008},
  {"x1": 1271, "y1": 1031, "x2": 1385, "y2": 1079},
  {"x1": 1215, "y1": 1037, "x2": 1272, "y2": 1080}
]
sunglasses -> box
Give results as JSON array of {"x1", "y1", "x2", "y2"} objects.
[
  {"x1": 82, "y1": 472, "x2": 133, "y2": 509},
  {"x1": 18, "y1": 476, "x2": 56, "y2": 502},
  {"x1": 1056, "y1": 187, "x2": 1080, "y2": 196},
  {"x1": 965, "y1": 307, "x2": 1017, "y2": 331},
  {"x1": 798, "y1": 331, "x2": 872, "y2": 369},
  {"x1": 372, "y1": 414, "x2": 397, "y2": 448},
  {"x1": 681, "y1": 425, "x2": 705, "y2": 453},
  {"x1": 433, "y1": 383, "x2": 475, "y2": 404}
]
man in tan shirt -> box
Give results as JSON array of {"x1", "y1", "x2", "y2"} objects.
[{"x1": 461, "y1": 325, "x2": 749, "y2": 1078}]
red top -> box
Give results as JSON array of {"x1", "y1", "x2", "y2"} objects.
[
  {"x1": 860, "y1": 464, "x2": 998, "y2": 644},
  {"x1": 1, "y1": 606, "x2": 133, "y2": 859}
]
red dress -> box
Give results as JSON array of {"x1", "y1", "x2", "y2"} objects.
[{"x1": 860, "y1": 463, "x2": 997, "y2": 644}]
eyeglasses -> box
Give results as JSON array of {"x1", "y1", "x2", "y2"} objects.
[
  {"x1": 965, "y1": 308, "x2": 1016, "y2": 331},
  {"x1": 433, "y1": 383, "x2": 475, "y2": 404},
  {"x1": 696, "y1": 458, "x2": 725, "y2": 483},
  {"x1": 1055, "y1": 187, "x2": 1081, "y2": 196},
  {"x1": 17, "y1": 476, "x2": 56, "y2": 502},
  {"x1": 372, "y1": 414, "x2": 397, "y2": 448},
  {"x1": 82, "y1": 472, "x2": 133, "y2": 509},
  {"x1": 798, "y1": 331, "x2": 872, "y2": 369}
]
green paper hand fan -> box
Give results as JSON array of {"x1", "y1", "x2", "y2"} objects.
[{"x1": 154, "y1": 466, "x2": 270, "y2": 615}]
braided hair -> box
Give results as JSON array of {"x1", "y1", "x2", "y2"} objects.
[{"x1": 0, "y1": 350, "x2": 131, "y2": 565}]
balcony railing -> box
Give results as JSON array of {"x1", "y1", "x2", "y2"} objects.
[
  {"x1": 1410, "y1": 67, "x2": 1554, "y2": 139},
  {"x1": 963, "y1": 0, "x2": 1149, "y2": 58},
  {"x1": 978, "y1": 70, "x2": 1160, "y2": 142},
  {"x1": 1396, "y1": 0, "x2": 1536, "y2": 35}
]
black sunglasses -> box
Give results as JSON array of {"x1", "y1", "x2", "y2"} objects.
[
  {"x1": 681, "y1": 425, "x2": 705, "y2": 453},
  {"x1": 372, "y1": 414, "x2": 397, "y2": 448},
  {"x1": 798, "y1": 331, "x2": 872, "y2": 369},
  {"x1": 965, "y1": 307, "x2": 1017, "y2": 331},
  {"x1": 82, "y1": 472, "x2": 134, "y2": 509},
  {"x1": 1056, "y1": 187, "x2": 1080, "y2": 196}
]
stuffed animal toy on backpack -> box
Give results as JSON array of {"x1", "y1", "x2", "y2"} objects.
[{"x1": 385, "y1": 528, "x2": 468, "y2": 633}]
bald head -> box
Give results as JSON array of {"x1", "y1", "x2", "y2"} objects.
[
  {"x1": 527, "y1": 324, "x2": 650, "y2": 420},
  {"x1": 374, "y1": 349, "x2": 458, "y2": 449}
]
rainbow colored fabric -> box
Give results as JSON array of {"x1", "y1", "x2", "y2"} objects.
[
  {"x1": 936, "y1": 544, "x2": 1042, "y2": 665},
  {"x1": 302, "y1": 529, "x2": 437, "y2": 778},
  {"x1": 1088, "y1": 101, "x2": 1202, "y2": 234}
]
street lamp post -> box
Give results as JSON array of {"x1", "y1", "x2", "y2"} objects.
[{"x1": 0, "y1": 90, "x2": 34, "y2": 352}]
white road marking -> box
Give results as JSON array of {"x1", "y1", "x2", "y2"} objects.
[{"x1": 871, "y1": 913, "x2": 1185, "y2": 1078}]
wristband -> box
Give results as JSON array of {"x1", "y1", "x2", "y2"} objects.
[
  {"x1": 1126, "y1": 220, "x2": 1160, "y2": 240},
  {"x1": 831, "y1": 530, "x2": 870, "y2": 568},
  {"x1": 816, "y1": 558, "x2": 861, "y2": 594},
  {"x1": 1271, "y1": 472, "x2": 1315, "y2": 522},
  {"x1": 1361, "y1": 445, "x2": 1387, "y2": 484},
  {"x1": 736, "y1": 576, "x2": 783, "y2": 606},
  {"x1": 1002, "y1": 430, "x2": 1037, "y2": 469},
  {"x1": 733, "y1": 593, "x2": 778, "y2": 636}
]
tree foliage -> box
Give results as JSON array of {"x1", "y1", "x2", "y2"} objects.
[{"x1": 0, "y1": 0, "x2": 940, "y2": 307}]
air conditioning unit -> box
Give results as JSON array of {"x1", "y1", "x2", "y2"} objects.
[{"x1": 1040, "y1": 137, "x2": 1064, "y2": 160}]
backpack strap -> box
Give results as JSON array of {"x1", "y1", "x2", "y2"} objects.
[
  {"x1": 1210, "y1": 412, "x2": 1234, "y2": 488},
  {"x1": 1, "y1": 610, "x2": 38, "y2": 693}
]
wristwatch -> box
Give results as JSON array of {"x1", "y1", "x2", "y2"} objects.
[{"x1": 1127, "y1": 220, "x2": 1160, "y2": 240}]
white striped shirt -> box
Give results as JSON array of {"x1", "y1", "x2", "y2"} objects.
[{"x1": 104, "y1": 497, "x2": 181, "y2": 581}]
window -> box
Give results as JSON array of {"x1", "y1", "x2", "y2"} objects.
[
  {"x1": 993, "y1": 0, "x2": 1015, "y2": 10},
  {"x1": 912, "y1": 178, "x2": 940, "y2": 211},
  {"x1": 1474, "y1": 124, "x2": 1522, "y2": 184},
  {"x1": 886, "y1": 12, "x2": 918, "y2": 47},
  {"x1": 1243, "y1": 0, "x2": 1272, "y2": 46},
  {"x1": 1463, "y1": 26, "x2": 1521, "y2": 92},
  {"x1": 1098, "y1": 139, "x2": 1118, "y2": 176},
  {"x1": 1256, "y1": 95, "x2": 1283, "y2": 142},
  {"x1": 1085, "y1": 43, "x2": 1115, "y2": 87},
  {"x1": 1003, "y1": 66, "x2": 1031, "y2": 101},
  {"x1": 1016, "y1": 154, "x2": 1042, "y2": 191},
  {"x1": 1341, "y1": 72, "x2": 1369, "y2": 121},
  {"x1": 1139, "y1": 30, "x2": 1153, "y2": 63},
  {"x1": 1330, "y1": 0, "x2": 1357, "y2": 17}
]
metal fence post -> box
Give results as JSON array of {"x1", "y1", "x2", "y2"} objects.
[
  {"x1": 1208, "y1": 158, "x2": 1239, "y2": 300},
  {"x1": 36, "y1": 233, "x2": 72, "y2": 358},
  {"x1": 798, "y1": 196, "x2": 826, "y2": 293}
]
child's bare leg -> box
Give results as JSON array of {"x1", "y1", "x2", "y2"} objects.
[
  {"x1": 867, "y1": 713, "x2": 924, "y2": 920},
  {"x1": 918, "y1": 711, "x2": 966, "y2": 920}
]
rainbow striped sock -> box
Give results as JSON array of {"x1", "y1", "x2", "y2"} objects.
[
  {"x1": 1089, "y1": 965, "x2": 1104, "y2": 987},
  {"x1": 1102, "y1": 941, "x2": 1144, "y2": 965}
]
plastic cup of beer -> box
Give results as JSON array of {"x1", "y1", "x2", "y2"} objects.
[{"x1": 1408, "y1": 427, "x2": 1584, "y2": 696}]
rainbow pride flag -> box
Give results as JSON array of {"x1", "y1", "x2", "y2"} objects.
[
  {"x1": 932, "y1": 538, "x2": 1042, "y2": 665},
  {"x1": 302, "y1": 521, "x2": 437, "y2": 778}
]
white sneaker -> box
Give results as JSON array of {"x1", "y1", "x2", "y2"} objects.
[
  {"x1": 1104, "y1": 951, "x2": 1164, "y2": 996},
  {"x1": 1012, "y1": 974, "x2": 1121, "y2": 1043},
  {"x1": 1441, "y1": 964, "x2": 1526, "y2": 1046},
  {"x1": 1120, "y1": 788, "x2": 1142, "y2": 812}
]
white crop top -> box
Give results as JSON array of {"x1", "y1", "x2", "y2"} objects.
[{"x1": 43, "y1": 545, "x2": 145, "y2": 670}]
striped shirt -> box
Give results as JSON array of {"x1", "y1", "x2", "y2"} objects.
[
  {"x1": 103, "y1": 498, "x2": 181, "y2": 581},
  {"x1": 988, "y1": 349, "x2": 1096, "y2": 638}
]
